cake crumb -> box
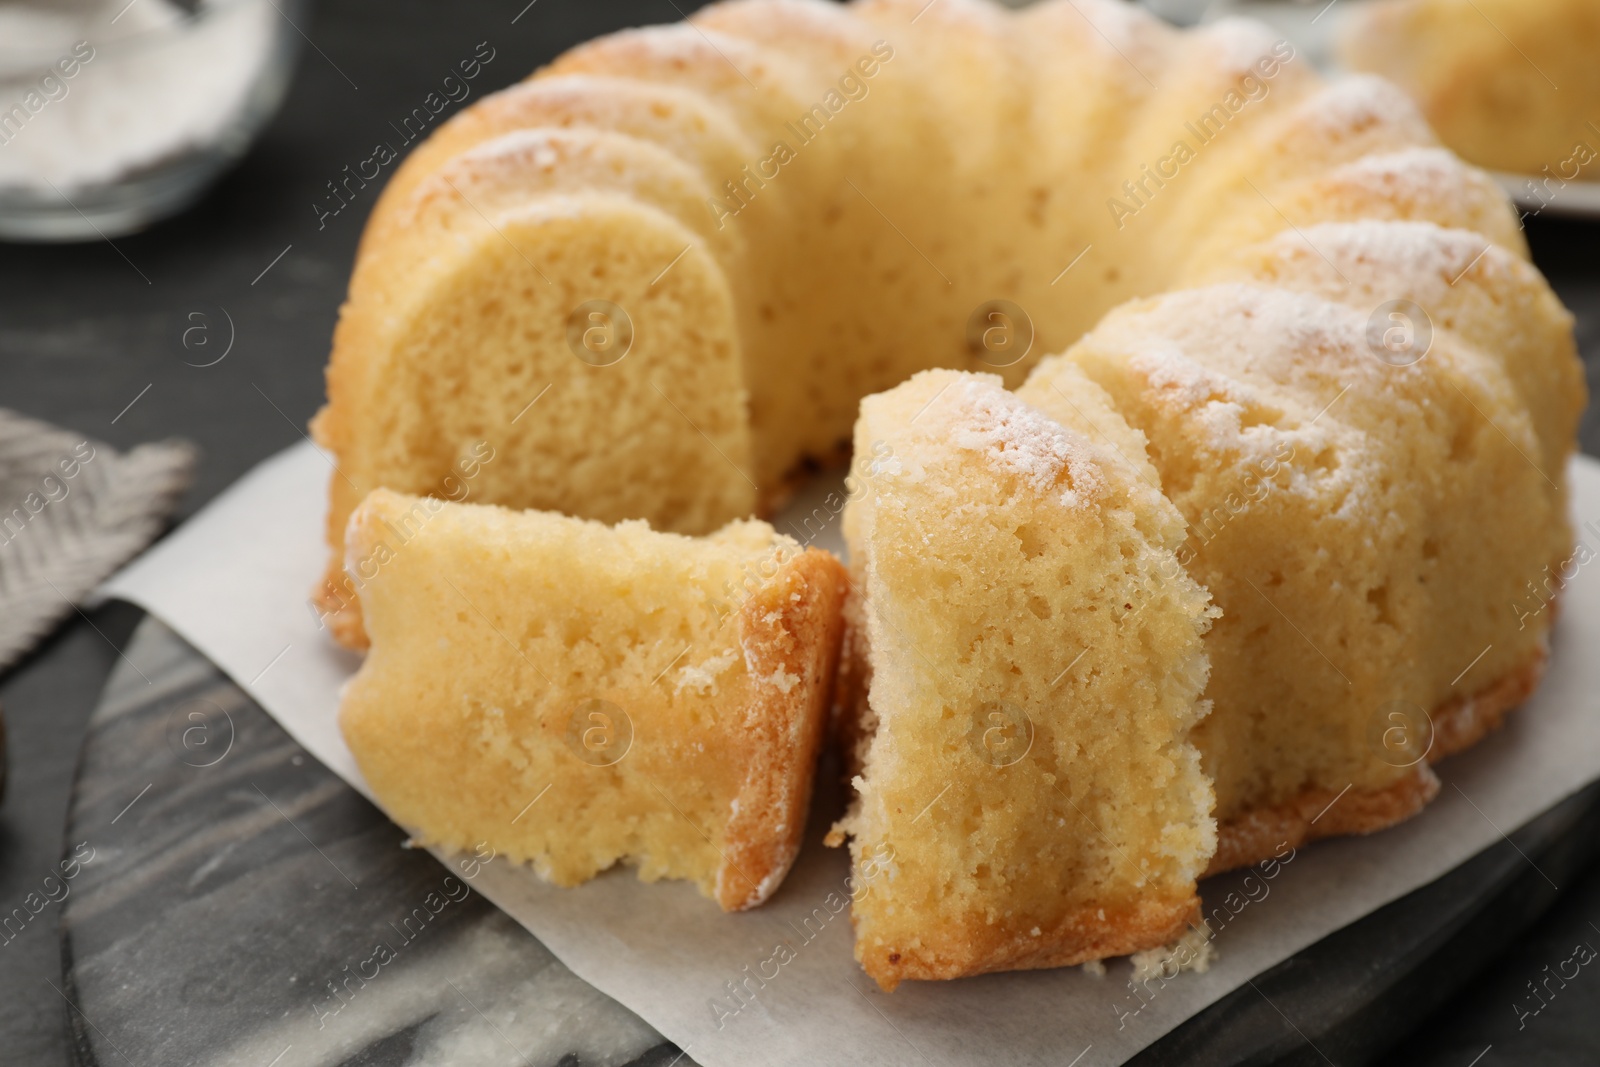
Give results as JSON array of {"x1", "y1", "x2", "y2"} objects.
[
  {"x1": 675, "y1": 649, "x2": 738, "y2": 694},
  {"x1": 763, "y1": 667, "x2": 801, "y2": 693},
  {"x1": 1081, "y1": 959, "x2": 1107, "y2": 978},
  {"x1": 1130, "y1": 923, "x2": 1215, "y2": 982}
]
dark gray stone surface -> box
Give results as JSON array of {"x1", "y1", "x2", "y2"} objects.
[{"x1": 1143, "y1": 781, "x2": 1600, "y2": 1066}]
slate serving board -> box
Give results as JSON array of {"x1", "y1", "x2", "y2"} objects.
[{"x1": 59, "y1": 615, "x2": 1600, "y2": 1067}]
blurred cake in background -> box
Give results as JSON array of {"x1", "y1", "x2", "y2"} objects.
[{"x1": 1340, "y1": 0, "x2": 1600, "y2": 187}]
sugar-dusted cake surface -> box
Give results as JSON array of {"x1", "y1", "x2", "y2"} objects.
[
  {"x1": 834, "y1": 370, "x2": 1217, "y2": 990},
  {"x1": 1022, "y1": 275, "x2": 1579, "y2": 870},
  {"x1": 338, "y1": 489, "x2": 847, "y2": 910},
  {"x1": 312, "y1": 0, "x2": 1539, "y2": 650}
]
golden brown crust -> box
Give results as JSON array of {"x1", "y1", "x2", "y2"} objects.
[
  {"x1": 1205, "y1": 764, "x2": 1441, "y2": 877},
  {"x1": 1429, "y1": 643, "x2": 1548, "y2": 761},
  {"x1": 310, "y1": 403, "x2": 371, "y2": 650},
  {"x1": 1205, "y1": 643, "x2": 1550, "y2": 875},
  {"x1": 313, "y1": 568, "x2": 370, "y2": 651},
  {"x1": 718, "y1": 547, "x2": 849, "y2": 910},
  {"x1": 860, "y1": 897, "x2": 1202, "y2": 992},
  {"x1": 828, "y1": 567, "x2": 873, "y2": 782}
]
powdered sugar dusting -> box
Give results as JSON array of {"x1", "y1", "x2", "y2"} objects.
[
  {"x1": 1331, "y1": 147, "x2": 1471, "y2": 197},
  {"x1": 1126, "y1": 343, "x2": 1282, "y2": 450},
  {"x1": 1111, "y1": 285, "x2": 1371, "y2": 449},
  {"x1": 1129, "y1": 342, "x2": 1235, "y2": 408},
  {"x1": 1262, "y1": 218, "x2": 1489, "y2": 285},
  {"x1": 1299, "y1": 74, "x2": 1429, "y2": 139},
  {"x1": 938, "y1": 377, "x2": 1105, "y2": 506},
  {"x1": 0, "y1": 0, "x2": 279, "y2": 193},
  {"x1": 1139, "y1": 283, "x2": 1367, "y2": 361},
  {"x1": 1202, "y1": 18, "x2": 1283, "y2": 78}
]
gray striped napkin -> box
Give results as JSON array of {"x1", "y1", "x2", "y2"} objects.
[{"x1": 0, "y1": 409, "x2": 196, "y2": 673}]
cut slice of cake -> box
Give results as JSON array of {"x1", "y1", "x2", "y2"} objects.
[
  {"x1": 338, "y1": 489, "x2": 848, "y2": 911},
  {"x1": 1022, "y1": 282, "x2": 1569, "y2": 873},
  {"x1": 831, "y1": 369, "x2": 1218, "y2": 990}
]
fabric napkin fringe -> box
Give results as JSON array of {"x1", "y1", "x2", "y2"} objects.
[{"x1": 0, "y1": 408, "x2": 196, "y2": 673}]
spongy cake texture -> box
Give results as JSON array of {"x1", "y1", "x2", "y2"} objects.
[
  {"x1": 311, "y1": 0, "x2": 1544, "y2": 649},
  {"x1": 338, "y1": 490, "x2": 847, "y2": 911},
  {"x1": 835, "y1": 370, "x2": 1217, "y2": 990}
]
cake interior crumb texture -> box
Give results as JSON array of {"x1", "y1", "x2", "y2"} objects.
[
  {"x1": 837, "y1": 369, "x2": 1217, "y2": 990},
  {"x1": 338, "y1": 489, "x2": 847, "y2": 911}
]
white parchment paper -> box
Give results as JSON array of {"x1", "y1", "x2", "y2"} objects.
[{"x1": 102, "y1": 441, "x2": 1600, "y2": 1066}]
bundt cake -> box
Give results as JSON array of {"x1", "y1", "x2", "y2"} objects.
[
  {"x1": 831, "y1": 369, "x2": 1217, "y2": 990},
  {"x1": 337, "y1": 489, "x2": 847, "y2": 911},
  {"x1": 313, "y1": 0, "x2": 1585, "y2": 984},
  {"x1": 1340, "y1": 0, "x2": 1600, "y2": 184},
  {"x1": 312, "y1": 0, "x2": 1542, "y2": 647}
]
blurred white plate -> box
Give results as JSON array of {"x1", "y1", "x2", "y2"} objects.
[{"x1": 1494, "y1": 172, "x2": 1600, "y2": 219}]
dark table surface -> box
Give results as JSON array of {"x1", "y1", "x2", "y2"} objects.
[{"x1": 0, "y1": 1, "x2": 1597, "y2": 1064}]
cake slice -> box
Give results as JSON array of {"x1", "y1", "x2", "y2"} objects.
[
  {"x1": 1022, "y1": 282, "x2": 1568, "y2": 873},
  {"x1": 338, "y1": 489, "x2": 847, "y2": 911},
  {"x1": 832, "y1": 370, "x2": 1217, "y2": 990}
]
